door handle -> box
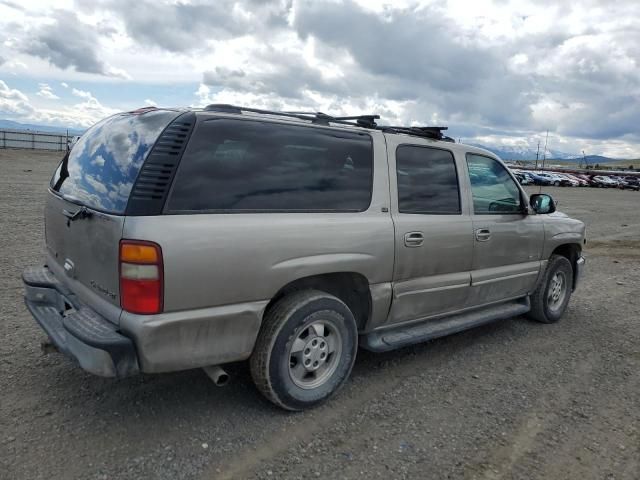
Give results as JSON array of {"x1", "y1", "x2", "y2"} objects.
[
  {"x1": 404, "y1": 231, "x2": 424, "y2": 247},
  {"x1": 475, "y1": 228, "x2": 491, "y2": 242}
]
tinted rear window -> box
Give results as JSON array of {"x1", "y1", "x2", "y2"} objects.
[
  {"x1": 396, "y1": 145, "x2": 460, "y2": 214},
  {"x1": 51, "y1": 110, "x2": 179, "y2": 213},
  {"x1": 167, "y1": 118, "x2": 373, "y2": 212}
]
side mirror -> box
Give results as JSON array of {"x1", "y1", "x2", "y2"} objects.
[{"x1": 530, "y1": 193, "x2": 556, "y2": 214}]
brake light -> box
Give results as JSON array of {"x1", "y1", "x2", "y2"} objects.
[{"x1": 119, "y1": 240, "x2": 163, "y2": 314}]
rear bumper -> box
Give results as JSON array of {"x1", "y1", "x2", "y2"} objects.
[{"x1": 22, "y1": 266, "x2": 139, "y2": 378}]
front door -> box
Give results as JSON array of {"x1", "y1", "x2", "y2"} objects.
[
  {"x1": 386, "y1": 142, "x2": 473, "y2": 326},
  {"x1": 465, "y1": 153, "x2": 544, "y2": 306}
]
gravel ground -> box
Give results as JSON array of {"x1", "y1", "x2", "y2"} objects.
[{"x1": 1, "y1": 150, "x2": 638, "y2": 480}]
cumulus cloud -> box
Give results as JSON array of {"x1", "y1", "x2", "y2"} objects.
[
  {"x1": 67, "y1": 88, "x2": 119, "y2": 123},
  {"x1": 72, "y1": 88, "x2": 93, "y2": 99},
  {"x1": 20, "y1": 9, "x2": 128, "y2": 78},
  {"x1": 198, "y1": 1, "x2": 537, "y2": 130},
  {"x1": 201, "y1": 52, "x2": 344, "y2": 101},
  {"x1": 36, "y1": 83, "x2": 59, "y2": 100},
  {"x1": 0, "y1": 80, "x2": 33, "y2": 115},
  {"x1": 0, "y1": 1, "x2": 25, "y2": 11},
  {"x1": 78, "y1": 0, "x2": 292, "y2": 52},
  {"x1": 0, "y1": 79, "x2": 116, "y2": 128}
]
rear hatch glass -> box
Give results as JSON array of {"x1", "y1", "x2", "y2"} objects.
[
  {"x1": 51, "y1": 109, "x2": 180, "y2": 213},
  {"x1": 45, "y1": 109, "x2": 179, "y2": 319}
]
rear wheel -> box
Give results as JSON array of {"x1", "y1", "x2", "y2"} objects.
[
  {"x1": 528, "y1": 254, "x2": 573, "y2": 324},
  {"x1": 250, "y1": 290, "x2": 358, "y2": 411},
  {"x1": 554, "y1": 180, "x2": 560, "y2": 187}
]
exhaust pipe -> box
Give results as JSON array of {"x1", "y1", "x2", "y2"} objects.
[{"x1": 203, "y1": 365, "x2": 230, "y2": 387}]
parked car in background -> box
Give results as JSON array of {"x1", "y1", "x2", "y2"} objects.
[
  {"x1": 562, "y1": 173, "x2": 589, "y2": 186},
  {"x1": 514, "y1": 172, "x2": 533, "y2": 185},
  {"x1": 536, "y1": 172, "x2": 572, "y2": 187},
  {"x1": 620, "y1": 176, "x2": 640, "y2": 191},
  {"x1": 524, "y1": 171, "x2": 554, "y2": 186},
  {"x1": 521, "y1": 171, "x2": 538, "y2": 185},
  {"x1": 609, "y1": 176, "x2": 625, "y2": 188},
  {"x1": 575, "y1": 173, "x2": 592, "y2": 183},
  {"x1": 591, "y1": 175, "x2": 618, "y2": 188},
  {"x1": 554, "y1": 173, "x2": 580, "y2": 187}
]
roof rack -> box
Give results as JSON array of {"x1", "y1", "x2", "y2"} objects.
[
  {"x1": 282, "y1": 112, "x2": 380, "y2": 128},
  {"x1": 380, "y1": 126, "x2": 455, "y2": 142},
  {"x1": 204, "y1": 104, "x2": 380, "y2": 128},
  {"x1": 202, "y1": 104, "x2": 453, "y2": 141}
]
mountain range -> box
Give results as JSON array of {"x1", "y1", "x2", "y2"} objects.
[
  {"x1": 470, "y1": 144, "x2": 576, "y2": 160},
  {"x1": 0, "y1": 118, "x2": 624, "y2": 163},
  {"x1": 465, "y1": 144, "x2": 621, "y2": 164},
  {"x1": 0, "y1": 119, "x2": 85, "y2": 136}
]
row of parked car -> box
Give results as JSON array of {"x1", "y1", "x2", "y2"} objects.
[{"x1": 510, "y1": 169, "x2": 640, "y2": 190}]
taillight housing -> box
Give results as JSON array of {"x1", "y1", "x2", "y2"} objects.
[{"x1": 119, "y1": 240, "x2": 163, "y2": 314}]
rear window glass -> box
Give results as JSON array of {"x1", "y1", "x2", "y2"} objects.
[
  {"x1": 51, "y1": 110, "x2": 179, "y2": 213},
  {"x1": 396, "y1": 145, "x2": 460, "y2": 214},
  {"x1": 167, "y1": 118, "x2": 373, "y2": 212}
]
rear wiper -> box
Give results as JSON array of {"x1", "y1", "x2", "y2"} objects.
[
  {"x1": 52, "y1": 150, "x2": 70, "y2": 192},
  {"x1": 62, "y1": 206, "x2": 92, "y2": 225}
]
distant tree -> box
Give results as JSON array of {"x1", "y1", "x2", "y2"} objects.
[
  {"x1": 630, "y1": 165, "x2": 634, "y2": 170},
  {"x1": 595, "y1": 164, "x2": 600, "y2": 169}
]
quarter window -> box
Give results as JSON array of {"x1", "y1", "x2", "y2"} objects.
[
  {"x1": 167, "y1": 119, "x2": 373, "y2": 212},
  {"x1": 466, "y1": 153, "x2": 522, "y2": 214},
  {"x1": 396, "y1": 145, "x2": 461, "y2": 214}
]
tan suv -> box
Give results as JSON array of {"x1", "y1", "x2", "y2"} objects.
[{"x1": 23, "y1": 105, "x2": 585, "y2": 410}]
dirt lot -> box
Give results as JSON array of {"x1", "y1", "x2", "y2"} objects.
[{"x1": 1, "y1": 149, "x2": 638, "y2": 480}]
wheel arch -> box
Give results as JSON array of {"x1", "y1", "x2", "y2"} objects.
[
  {"x1": 550, "y1": 243, "x2": 582, "y2": 290},
  {"x1": 263, "y1": 272, "x2": 372, "y2": 331}
]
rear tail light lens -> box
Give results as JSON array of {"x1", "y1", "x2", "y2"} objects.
[{"x1": 120, "y1": 240, "x2": 163, "y2": 314}]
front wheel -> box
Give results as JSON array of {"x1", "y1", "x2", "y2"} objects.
[
  {"x1": 250, "y1": 290, "x2": 358, "y2": 410},
  {"x1": 527, "y1": 255, "x2": 573, "y2": 323}
]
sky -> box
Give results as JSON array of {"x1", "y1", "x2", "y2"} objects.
[{"x1": 0, "y1": 0, "x2": 639, "y2": 158}]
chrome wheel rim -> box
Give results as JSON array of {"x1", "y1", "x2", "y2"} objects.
[
  {"x1": 547, "y1": 271, "x2": 567, "y2": 312},
  {"x1": 288, "y1": 318, "x2": 342, "y2": 389}
]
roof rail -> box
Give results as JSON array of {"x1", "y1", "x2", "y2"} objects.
[{"x1": 202, "y1": 104, "x2": 452, "y2": 141}]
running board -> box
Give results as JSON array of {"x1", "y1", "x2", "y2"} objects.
[{"x1": 360, "y1": 298, "x2": 530, "y2": 352}]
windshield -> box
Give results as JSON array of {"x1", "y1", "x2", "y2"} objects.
[{"x1": 51, "y1": 109, "x2": 180, "y2": 213}]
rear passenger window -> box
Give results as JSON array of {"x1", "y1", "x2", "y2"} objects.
[
  {"x1": 167, "y1": 119, "x2": 373, "y2": 212},
  {"x1": 396, "y1": 145, "x2": 460, "y2": 214}
]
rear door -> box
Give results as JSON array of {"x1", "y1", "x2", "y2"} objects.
[
  {"x1": 45, "y1": 109, "x2": 180, "y2": 323},
  {"x1": 386, "y1": 139, "x2": 473, "y2": 325},
  {"x1": 465, "y1": 153, "x2": 544, "y2": 306}
]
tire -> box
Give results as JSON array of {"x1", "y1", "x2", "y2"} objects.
[
  {"x1": 554, "y1": 181, "x2": 560, "y2": 187},
  {"x1": 250, "y1": 290, "x2": 358, "y2": 411},
  {"x1": 527, "y1": 254, "x2": 573, "y2": 324}
]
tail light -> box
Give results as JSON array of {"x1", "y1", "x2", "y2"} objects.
[{"x1": 119, "y1": 240, "x2": 163, "y2": 314}]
